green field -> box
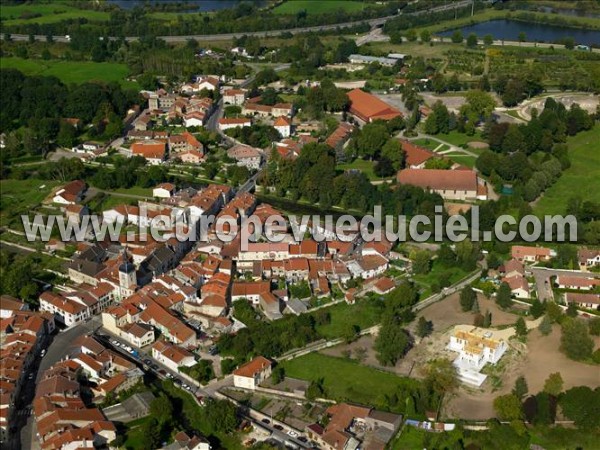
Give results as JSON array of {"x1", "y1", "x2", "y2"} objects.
[
  {"x1": 0, "y1": 57, "x2": 137, "y2": 87},
  {"x1": 337, "y1": 159, "x2": 382, "y2": 181},
  {"x1": 0, "y1": 3, "x2": 109, "y2": 25},
  {"x1": 281, "y1": 352, "x2": 419, "y2": 408},
  {"x1": 0, "y1": 179, "x2": 60, "y2": 229},
  {"x1": 434, "y1": 131, "x2": 484, "y2": 147},
  {"x1": 534, "y1": 127, "x2": 600, "y2": 216},
  {"x1": 446, "y1": 154, "x2": 477, "y2": 168},
  {"x1": 273, "y1": 0, "x2": 367, "y2": 15},
  {"x1": 312, "y1": 298, "x2": 382, "y2": 339}
]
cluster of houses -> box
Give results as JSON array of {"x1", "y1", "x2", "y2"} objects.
[{"x1": 0, "y1": 296, "x2": 55, "y2": 442}]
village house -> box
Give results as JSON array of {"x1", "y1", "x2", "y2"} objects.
[
  {"x1": 511, "y1": 245, "x2": 555, "y2": 263},
  {"x1": 272, "y1": 116, "x2": 291, "y2": 138},
  {"x1": 565, "y1": 293, "x2": 600, "y2": 310},
  {"x1": 223, "y1": 88, "x2": 247, "y2": 106},
  {"x1": 556, "y1": 275, "x2": 600, "y2": 291},
  {"x1": 397, "y1": 169, "x2": 488, "y2": 201},
  {"x1": 232, "y1": 356, "x2": 272, "y2": 390},
  {"x1": 179, "y1": 149, "x2": 205, "y2": 164},
  {"x1": 578, "y1": 248, "x2": 600, "y2": 271},
  {"x1": 52, "y1": 180, "x2": 86, "y2": 205},
  {"x1": 151, "y1": 340, "x2": 196, "y2": 373},
  {"x1": 401, "y1": 140, "x2": 435, "y2": 169},
  {"x1": 499, "y1": 258, "x2": 525, "y2": 279},
  {"x1": 347, "y1": 88, "x2": 403, "y2": 124},
  {"x1": 131, "y1": 141, "x2": 167, "y2": 165},
  {"x1": 168, "y1": 132, "x2": 203, "y2": 154},
  {"x1": 153, "y1": 183, "x2": 176, "y2": 199},
  {"x1": 160, "y1": 431, "x2": 211, "y2": 450},
  {"x1": 227, "y1": 144, "x2": 262, "y2": 170},
  {"x1": 184, "y1": 111, "x2": 207, "y2": 128},
  {"x1": 218, "y1": 117, "x2": 252, "y2": 131},
  {"x1": 39, "y1": 291, "x2": 92, "y2": 327},
  {"x1": 447, "y1": 325, "x2": 508, "y2": 387},
  {"x1": 181, "y1": 76, "x2": 219, "y2": 94},
  {"x1": 502, "y1": 275, "x2": 530, "y2": 299}
]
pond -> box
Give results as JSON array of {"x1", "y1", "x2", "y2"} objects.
[
  {"x1": 108, "y1": 0, "x2": 245, "y2": 12},
  {"x1": 438, "y1": 20, "x2": 600, "y2": 46}
]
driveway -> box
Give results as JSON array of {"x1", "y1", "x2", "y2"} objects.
[{"x1": 530, "y1": 267, "x2": 600, "y2": 302}]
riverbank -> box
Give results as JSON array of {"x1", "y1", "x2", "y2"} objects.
[{"x1": 421, "y1": 9, "x2": 600, "y2": 36}]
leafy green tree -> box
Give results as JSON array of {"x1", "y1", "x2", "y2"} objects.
[
  {"x1": 342, "y1": 323, "x2": 360, "y2": 344},
  {"x1": 588, "y1": 317, "x2": 600, "y2": 336},
  {"x1": 306, "y1": 378, "x2": 326, "y2": 400},
  {"x1": 518, "y1": 32, "x2": 527, "y2": 43},
  {"x1": 416, "y1": 316, "x2": 433, "y2": 338},
  {"x1": 139, "y1": 417, "x2": 161, "y2": 449},
  {"x1": 483, "y1": 34, "x2": 494, "y2": 46},
  {"x1": 381, "y1": 139, "x2": 405, "y2": 170},
  {"x1": 451, "y1": 30, "x2": 464, "y2": 43},
  {"x1": 459, "y1": 287, "x2": 477, "y2": 312},
  {"x1": 412, "y1": 251, "x2": 431, "y2": 275},
  {"x1": 204, "y1": 399, "x2": 239, "y2": 433},
  {"x1": 559, "y1": 386, "x2": 600, "y2": 429},
  {"x1": 271, "y1": 366, "x2": 285, "y2": 384},
  {"x1": 483, "y1": 310, "x2": 492, "y2": 328},
  {"x1": 374, "y1": 318, "x2": 410, "y2": 366},
  {"x1": 538, "y1": 314, "x2": 553, "y2": 336},
  {"x1": 493, "y1": 394, "x2": 524, "y2": 420},
  {"x1": 466, "y1": 33, "x2": 478, "y2": 48},
  {"x1": 560, "y1": 319, "x2": 594, "y2": 360},
  {"x1": 515, "y1": 317, "x2": 528, "y2": 338},
  {"x1": 529, "y1": 299, "x2": 546, "y2": 319},
  {"x1": 496, "y1": 282, "x2": 513, "y2": 308},
  {"x1": 421, "y1": 358, "x2": 458, "y2": 396},
  {"x1": 566, "y1": 302, "x2": 578, "y2": 317},
  {"x1": 533, "y1": 391, "x2": 555, "y2": 425},
  {"x1": 420, "y1": 29, "x2": 431, "y2": 43},
  {"x1": 513, "y1": 376, "x2": 528, "y2": 399},
  {"x1": 150, "y1": 394, "x2": 173, "y2": 426},
  {"x1": 543, "y1": 372, "x2": 563, "y2": 397}
]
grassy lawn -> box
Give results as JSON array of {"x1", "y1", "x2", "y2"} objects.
[
  {"x1": 337, "y1": 159, "x2": 389, "y2": 181},
  {"x1": 412, "y1": 261, "x2": 469, "y2": 299},
  {"x1": 273, "y1": 0, "x2": 367, "y2": 15},
  {"x1": 411, "y1": 138, "x2": 449, "y2": 152},
  {"x1": 447, "y1": 154, "x2": 477, "y2": 168},
  {"x1": 534, "y1": 127, "x2": 600, "y2": 216},
  {"x1": 0, "y1": 57, "x2": 137, "y2": 88},
  {"x1": 0, "y1": 3, "x2": 109, "y2": 25},
  {"x1": 0, "y1": 179, "x2": 60, "y2": 228},
  {"x1": 282, "y1": 353, "x2": 419, "y2": 409},
  {"x1": 113, "y1": 187, "x2": 154, "y2": 197},
  {"x1": 313, "y1": 298, "x2": 382, "y2": 339},
  {"x1": 434, "y1": 131, "x2": 484, "y2": 147}
]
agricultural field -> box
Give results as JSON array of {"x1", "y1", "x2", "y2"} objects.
[
  {"x1": 273, "y1": 0, "x2": 367, "y2": 15},
  {"x1": 0, "y1": 3, "x2": 109, "y2": 25},
  {"x1": 312, "y1": 298, "x2": 382, "y2": 339},
  {"x1": 0, "y1": 57, "x2": 137, "y2": 88},
  {"x1": 281, "y1": 352, "x2": 419, "y2": 408},
  {"x1": 0, "y1": 179, "x2": 61, "y2": 229},
  {"x1": 534, "y1": 126, "x2": 600, "y2": 216}
]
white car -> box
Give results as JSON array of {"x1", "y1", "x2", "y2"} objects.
[{"x1": 287, "y1": 431, "x2": 299, "y2": 438}]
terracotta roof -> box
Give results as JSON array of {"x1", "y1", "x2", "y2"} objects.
[
  {"x1": 219, "y1": 118, "x2": 251, "y2": 125},
  {"x1": 233, "y1": 356, "x2": 271, "y2": 378},
  {"x1": 131, "y1": 141, "x2": 166, "y2": 159},
  {"x1": 557, "y1": 276, "x2": 600, "y2": 288},
  {"x1": 401, "y1": 140, "x2": 435, "y2": 166},
  {"x1": 511, "y1": 246, "x2": 552, "y2": 259},
  {"x1": 347, "y1": 89, "x2": 402, "y2": 122},
  {"x1": 502, "y1": 275, "x2": 529, "y2": 292},
  {"x1": 227, "y1": 144, "x2": 261, "y2": 160},
  {"x1": 566, "y1": 292, "x2": 600, "y2": 305},
  {"x1": 397, "y1": 168, "x2": 478, "y2": 192},
  {"x1": 274, "y1": 116, "x2": 291, "y2": 126},
  {"x1": 374, "y1": 277, "x2": 395, "y2": 293}
]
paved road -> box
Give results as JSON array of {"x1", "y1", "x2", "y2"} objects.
[{"x1": 530, "y1": 267, "x2": 600, "y2": 302}]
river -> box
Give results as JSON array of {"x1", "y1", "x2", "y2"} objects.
[
  {"x1": 108, "y1": 0, "x2": 244, "y2": 12},
  {"x1": 438, "y1": 20, "x2": 600, "y2": 46}
]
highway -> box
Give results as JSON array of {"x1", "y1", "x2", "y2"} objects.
[{"x1": 0, "y1": 1, "x2": 473, "y2": 44}]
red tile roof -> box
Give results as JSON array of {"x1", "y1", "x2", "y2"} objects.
[
  {"x1": 397, "y1": 169, "x2": 478, "y2": 192},
  {"x1": 347, "y1": 89, "x2": 402, "y2": 122},
  {"x1": 233, "y1": 356, "x2": 271, "y2": 378}
]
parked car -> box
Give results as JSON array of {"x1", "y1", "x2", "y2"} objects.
[
  {"x1": 287, "y1": 430, "x2": 299, "y2": 438},
  {"x1": 261, "y1": 419, "x2": 270, "y2": 425},
  {"x1": 274, "y1": 424, "x2": 283, "y2": 431}
]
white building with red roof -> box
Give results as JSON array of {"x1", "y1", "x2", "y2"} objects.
[
  {"x1": 232, "y1": 356, "x2": 272, "y2": 390},
  {"x1": 397, "y1": 169, "x2": 487, "y2": 201}
]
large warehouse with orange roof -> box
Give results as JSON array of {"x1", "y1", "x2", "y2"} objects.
[{"x1": 347, "y1": 88, "x2": 403, "y2": 124}]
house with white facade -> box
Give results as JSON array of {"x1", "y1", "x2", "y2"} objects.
[
  {"x1": 226, "y1": 144, "x2": 262, "y2": 170},
  {"x1": 232, "y1": 356, "x2": 272, "y2": 390},
  {"x1": 151, "y1": 340, "x2": 196, "y2": 373},
  {"x1": 447, "y1": 325, "x2": 508, "y2": 387},
  {"x1": 273, "y1": 116, "x2": 292, "y2": 138},
  {"x1": 218, "y1": 117, "x2": 252, "y2": 131}
]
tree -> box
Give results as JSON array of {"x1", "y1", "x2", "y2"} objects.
[
  {"x1": 559, "y1": 386, "x2": 600, "y2": 429},
  {"x1": 451, "y1": 30, "x2": 464, "y2": 44},
  {"x1": 204, "y1": 399, "x2": 239, "y2": 433},
  {"x1": 381, "y1": 139, "x2": 405, "y2": 170},
  {"x1": 496, "y1": 282, "x2": 513, "y2": 308},
  {"x1": 421, "y1": 358, "x2": 458, "y2": 395},
  {"x1": 139, "y1": 417, "x2": 161, "y2": 449},
  {"x1": 374, "y1": 157, "x2": 397, "y2": 178},
  {"x1": 56, "y1": 121, "x2": 77, "y2": 149},
  {"x1": 306, "y1": 378, "x2": 326, "y2": 400},
  {"x1": 150, "y1": 394, "x2": 173, "y2": 426},
  {"x1": 493, "y1": 394, "x2": 524, "y2": 421},
  {"x1": 518, "y1": 32, "x2": 527, "y2": 43},
  {"x1": 589, "y1": 317, "x2": 600, "y2": 336},
  {"x1": 513, "y1": 376, "x2": 528, "y2": 399},
  {"x1": 515, "y1": 317, "x2": 528, "y2": 338},
  {"x1": 342, "y1": 323, "x2": 360, "y2": 343},
  {"x1": 412, "y1": 251, "x2": 431, "y2": 275},
  {"x1": 420, "y1": 29, "x2": 431, "y2": 43},
  {"x1": 529, "y1": 299, "x2": 546, "y2": 319},
  {"x1": 560, "y1": 318, "x2": 594, "y2": 360},
  {"x1": 483, "y1": 34, "x2": 494, "y2": 46},
  {"x1": 416, "y1": 316, "x2": 433, "y2": 338},
  {"x1": 459, "y1": 286, "x2": 477, "y2": 312},
  {"x1": 374, "y1": 318, "x2": 410, "y2": 366},
  {"x1": 464, "y1": 90, "x2": 496, "y2": 120},
  {"x1": 566, "y1": 302, "x2": 578, "y2": 317},
  {"x1": 543, "y1": 372, "x2": 564, "y2": 397},
  {"x1": 271, "y1": 366, "x2": 285, "y2": 384},
  {"x1": 538, "y1": 314, "x2": 553, "y2": 336},
  {"x1": 466, "y1": 33, "x2": 478, "y2": 48},
  {"x1": 483, "y1": 310, "x2": 492, "y2": 328},
  {"x1": 355, "y1": 122, "x2": 389, "y2": 159}
]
